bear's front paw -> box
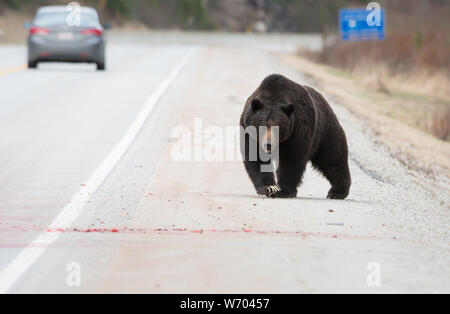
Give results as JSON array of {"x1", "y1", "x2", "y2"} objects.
[
  {"x1": 270, "y1": 190, "x2": 297, "y2": 199},
  {"x1": 256, "y1": 185, "x2": 281, "y2": 197}
]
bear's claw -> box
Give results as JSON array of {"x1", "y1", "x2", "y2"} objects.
[
  {"x1": 267, "y1": 185, "x2": 281, "y2": 197},
  {"x1": 257, "y1": 185, "x2": 281, "y2": 197}
]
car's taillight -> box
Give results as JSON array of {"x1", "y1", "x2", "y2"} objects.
[
  {"x1": 81, "y1": 28, "x2": 103, "y2": 36},
  {"x1": 30, "y1": 27, "x2": 50, "y2": 35}
]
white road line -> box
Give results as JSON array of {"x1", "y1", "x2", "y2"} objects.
[{"x1": 0, "y1": 48, "x2": 197, "y2": 294}]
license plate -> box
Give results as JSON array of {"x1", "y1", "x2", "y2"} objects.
[{"x1": 57, "y1": 32, "x2": 74, "y2": 40}]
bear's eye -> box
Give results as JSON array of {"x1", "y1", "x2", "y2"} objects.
[
  {"x1": 251, "y1": 99, "x2": 263, "y2": 112},
  {"x1": 282, "y1": 104, "x2": 295, "y2": 116}
]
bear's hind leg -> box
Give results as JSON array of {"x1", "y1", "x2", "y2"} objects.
[{"x1": 312, "y1": 155, "x2": 351, "y2": 200}]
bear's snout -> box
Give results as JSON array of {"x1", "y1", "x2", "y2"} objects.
[{"x1": 260, "y1": 127, "x2": 279, "y2": 153}]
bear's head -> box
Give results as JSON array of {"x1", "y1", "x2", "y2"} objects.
[{"x1": 244, "y1": 98, "x2": 295, "y2": 153}]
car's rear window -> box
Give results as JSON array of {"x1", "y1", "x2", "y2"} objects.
[{"x1": 34, "y1": 11, "x2": 99, "y2": 27}]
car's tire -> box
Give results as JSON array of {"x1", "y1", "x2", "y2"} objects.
[
  {"x1": 96, "y1": 62, "x2": 105, "y2": 71},
  {"x1": 28, "y1": 61, "x2": 38, "y2": 69}
]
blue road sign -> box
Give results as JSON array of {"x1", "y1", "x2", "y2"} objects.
[{"x1": 339, "y1": 8, "x2": 386, "y2": 41}]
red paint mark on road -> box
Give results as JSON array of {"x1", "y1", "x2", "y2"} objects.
[{"x1": 0, "y1": 224, "x2": 381, "y2": 241}]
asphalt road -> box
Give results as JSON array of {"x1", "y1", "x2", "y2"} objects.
[{"x1": 0, "y1": 32, "x2": 448, "y2": 294}]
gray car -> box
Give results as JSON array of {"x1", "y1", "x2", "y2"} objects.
[{"x1": 27, "y1": 6, "x2": 106, "y2": 70}]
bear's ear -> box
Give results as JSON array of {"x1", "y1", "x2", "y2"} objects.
[
  {"x1": 251, "y1": 99, "x2": 263, "y2": 112},
  {"x1": 282, "y1": 103, "x2": 295, "y2": 116}
]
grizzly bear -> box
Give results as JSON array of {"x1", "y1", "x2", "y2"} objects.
[{"x1": 240, "y1": 74, "x2": 351, "y2": 199}]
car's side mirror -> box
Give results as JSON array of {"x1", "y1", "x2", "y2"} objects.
[
  {"x1": 24, "y1": 22, "x2": 32, "y2": 29},
  {"x1": 103, "y1": 23, "x2": 112, "y2": 30}
]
